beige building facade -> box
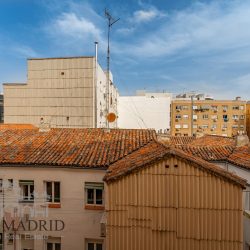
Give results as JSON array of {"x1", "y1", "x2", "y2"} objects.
[
  {"x1": 104, "y1": 142, "x2": 246, "y2": 250},
  {"x1": 246, "y1": 102, "x2": 250, "y2": 138},
  {"x1": 3, "y1": 56, "x2": 118, "y2": 128},
  {"x1": 171, "y1": 99, "x2": 247, "y2": 136}
]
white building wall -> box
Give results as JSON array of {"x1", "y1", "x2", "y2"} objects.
[
  {"x1": 118, "y1": 94, "x2": 171, "y2": 133},
  {"x1": 0, "y1": 166, "x2": 106, "y2": 250}
]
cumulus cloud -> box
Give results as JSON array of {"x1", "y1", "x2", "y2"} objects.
[
  {"x1": 119, "y1": 1, "x2": 250, "y2": 59},
  {"x1": 133, "y1": 8, "x2": 166, "y2": 23},
  {"x1": 50, "y1": 12, "x2": 101, "y2": 40}
]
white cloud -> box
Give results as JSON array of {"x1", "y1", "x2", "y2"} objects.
[
  {"x1": 12, "y1": 45, "x2": 39, "y2": 58},
  {"x1": 133, "y1": 8, "x2": 165, "y2": 23},
  {"x1": 118, "y1": 1, "x2": 250, "y2": 59},
  {"x1": 51, "y1": 12, "x2": 101, "y2": 40}
]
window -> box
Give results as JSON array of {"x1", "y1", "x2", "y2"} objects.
[
  {"x1": 232, "y1": 106, "x2": 239, "y2": 110},
  {"x1": 182, "y1": 105, "x2": 189, "y2": 110},
  {"x1": 202, "y1": 114, "x2": 209, "y2": 120},
  {"x1": 222, "y1": 105, "x2": 228, "y2": 111},
  {"x1": 240, "y1": 125, "x2": 245, "y2": 129},
  {"x1": 46, "y1": 182, "x2": 60, "y2": 203},
  {"x1": 232, "y1": 115, "x2": 239, "y2": 120},
  {"x1": 176, "y1": 105, "x2": 182, "y2": 111},
  {"x1": 86, "y1": 241, "x2": 103, "y2": 250},
  {"x1": 19, "y1": 180, "x2": 34, "y2": 202},
  {"x1": 193, "y1": 124, "x2": 198, "y2": 129},
  {"x1": 183, "y1": 114, "x2": 189, "y2": 119},
  {"x1": 202, "y1": 124, "x2": 209, "y2": 129},
  {"x1": 211, "y1": 124, "x2": 217, "y2": 129},
  {"x1": 8, "y1": 179, "x2": 13, "y2": 189},
  {"x1": 211, "y1": 115, "x2": 218, "y2": 120},
  {"x1": 183, "y1": 124, "x2": 189, "y2": 129},
  {"x1": 175, "y1": 115, "x2": 181, "y2": 120},
  {"x1": 240, "y1": 105, "x2": 244, "y2": 110},
  {"x1": 193, "y1": 115, "x2": 198, "y2": 120},
  {"x1": 47, "y1": 242, "x2": 61, "y2": 250},
  {"x1": 223, "y1": 115, "x2": 228, "y2": 121},
  {"x1": 85, "y1": 183, "x2": 104, "y2": 205},
  {"x1": 232, "y1": 125, "x2": 238, "y2": 129},
  {"x1": 211, "y1": 105, "x2": 218, "y2": 111},
  {"x1": 175, "y1": 124, "x2": 181, "y2": 129},
  {"x1": 240, "y1": 115, "x2": 245, "y2": 120}
]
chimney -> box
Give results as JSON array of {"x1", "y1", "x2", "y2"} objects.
[
  {"x1": 235, "y1": 96, "x2": 241, "y2": 101},
  {"x1": 236, "y1": 134, "x2": 249, "y2": 147}
]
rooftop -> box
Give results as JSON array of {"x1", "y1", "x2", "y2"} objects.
[
  {"x1": 0, "y1": 127, "x2": 156, "y2": 168},
  {"x1": 165, "y1": 134, "x2": 250, "y2": 170},
  {"x1": 104, "y1": 141, "x2": 246, "y2": 188}
]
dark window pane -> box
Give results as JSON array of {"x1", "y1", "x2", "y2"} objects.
[
  {"x1": 87, "y1": 189, "x2": 94, "y2": 204},
  {"x1": 55, "y1": 243, "x2": 61, "y2": 250},
  {"x1": 30, "y1": 185, "x2": 34, "y2": 200},
  {"x1": 24, "y1": 185, "x2": 29, "y2": 200},
  {"x1": 54, "y1": 182, "x2": 60, "y2": 203},
  {"x1": 46, "y1": 182, "x2": 52, "y2": 202},
  {"x1": 96, "y1": 189, "x2": 103, "y2": 205},
  {"x1": 47, "y1": 243, "x2": 53, "y2": 250},
  {"x1": 96, "y1": 243, "x2": 103, "y2": 250},
  {"x1": 87, "y1": 243, "x2": 94, "y2": 250}
]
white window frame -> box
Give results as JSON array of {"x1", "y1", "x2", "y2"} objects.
[
  {"x1": 45, "y1": 181, "x2": 61, "y2": 203},
  {"x1": 19, "y1": 180, "x2": 34, "y2": 202},
  {"x1": 85, "y1": 183, "x2": 104, "y2": 206},
  {"x1": 86, "y1": 240, "x2": 103, "y2": 250},
  {"x1": 46, "y1": 237, "x2": 61, "y2": 250}
]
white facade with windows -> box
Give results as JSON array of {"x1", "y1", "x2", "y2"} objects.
[{"x1": 0, "y1": 167, "x2": 106, "y2": 250}]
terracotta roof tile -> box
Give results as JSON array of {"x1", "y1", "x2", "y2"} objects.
[
  {"x1": 164, "y1": 135, "x2": 250, "y2": 171},
  {"x1": 104, "y1": 141, "x2": 246, "y2": 188},
  {"x1": 0, "y1": 128, "x2": 156, "y2": 168},
  {"x1": 169, "y1": 136, "x2": 195, "y2": 145},
  {"x1": 228, "y1": 145, "x2": 250, "y2": 170}
]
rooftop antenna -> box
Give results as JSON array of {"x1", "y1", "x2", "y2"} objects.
[{"x1": 105, "y1": 9, "x2": 120, "y2": 128}]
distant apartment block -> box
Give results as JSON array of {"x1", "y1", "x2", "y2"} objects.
[
  {"x1": 171, "y1": 95, "x2": 246, "y2": 137},
  {"x1": 118, "y1": 90, "x2": 172, "y2": 134},
  {"x1": 0, "y1": 93, "x2": 3, "y2": 123},
  {"x1": 247, "y1": 101, "x2": 250, "y2": 138},
  {"x1": 4, "y1": 56, "x2": 118, "y2": 128}
]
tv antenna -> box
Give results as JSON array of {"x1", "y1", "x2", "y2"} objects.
[{"x1": 105, "y1": 9, "x2": 120, "y2": 128}]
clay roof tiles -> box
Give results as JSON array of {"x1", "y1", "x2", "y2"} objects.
[
  {"x1": 0, "y1": 128, "x2": 156, "y2": 168},
  {"x1": 104, "y1": 141, "x2": 247, "y2": 188}
]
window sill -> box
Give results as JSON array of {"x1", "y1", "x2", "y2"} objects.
[
  {"x1": 48, "y1": 203, "x2": 61, "y2": 208},
  {"x1": 85, "y1": 205, "x2": 104, "y2": 210},
  {"x1": 19, "y1": 200, "x2": 34, "y2": 204}
]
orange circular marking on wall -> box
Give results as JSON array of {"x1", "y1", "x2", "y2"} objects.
[{"x1": 106, "y1": 113, "x2": 117, "y2": 123}]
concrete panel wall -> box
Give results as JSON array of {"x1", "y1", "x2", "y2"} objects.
[
  {"x1": 4, "y1": 57, "x2": 96, "y2": 128},
  {"x1": 106, "y1": 157, "x2": 244, "y2": 250}
]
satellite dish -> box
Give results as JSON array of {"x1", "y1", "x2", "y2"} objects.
[{"x1": 106, "y1": 113, "x2": 117, "y2": 123}]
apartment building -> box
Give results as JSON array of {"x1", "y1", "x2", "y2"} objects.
[
  {"x1": 171, "y1": 97, "x2": 246, "y2": 136},
  {"x1": 0, "y1": 126, "x2": 155, "y2": 250},
  {"x1": 3, "y1": 56, "x2": 118, "y2": 128},
  {"x1": 247, "y1": 102, "x2": 250, "y2": 138},
  {"x1": 118, "y1": 90, "x2": 172, "y2": 133},
  {"x1": 104, "y1": 141, "x2": 246, "y2": 250}
]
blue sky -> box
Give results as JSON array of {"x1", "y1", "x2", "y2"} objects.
[{"x1": 0, "y1": 0, "x2": 250, "y2": 99}]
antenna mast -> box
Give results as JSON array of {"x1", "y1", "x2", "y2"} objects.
[{"x1": 105, "y1": 9, "x2": 119, "y2": 128}]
